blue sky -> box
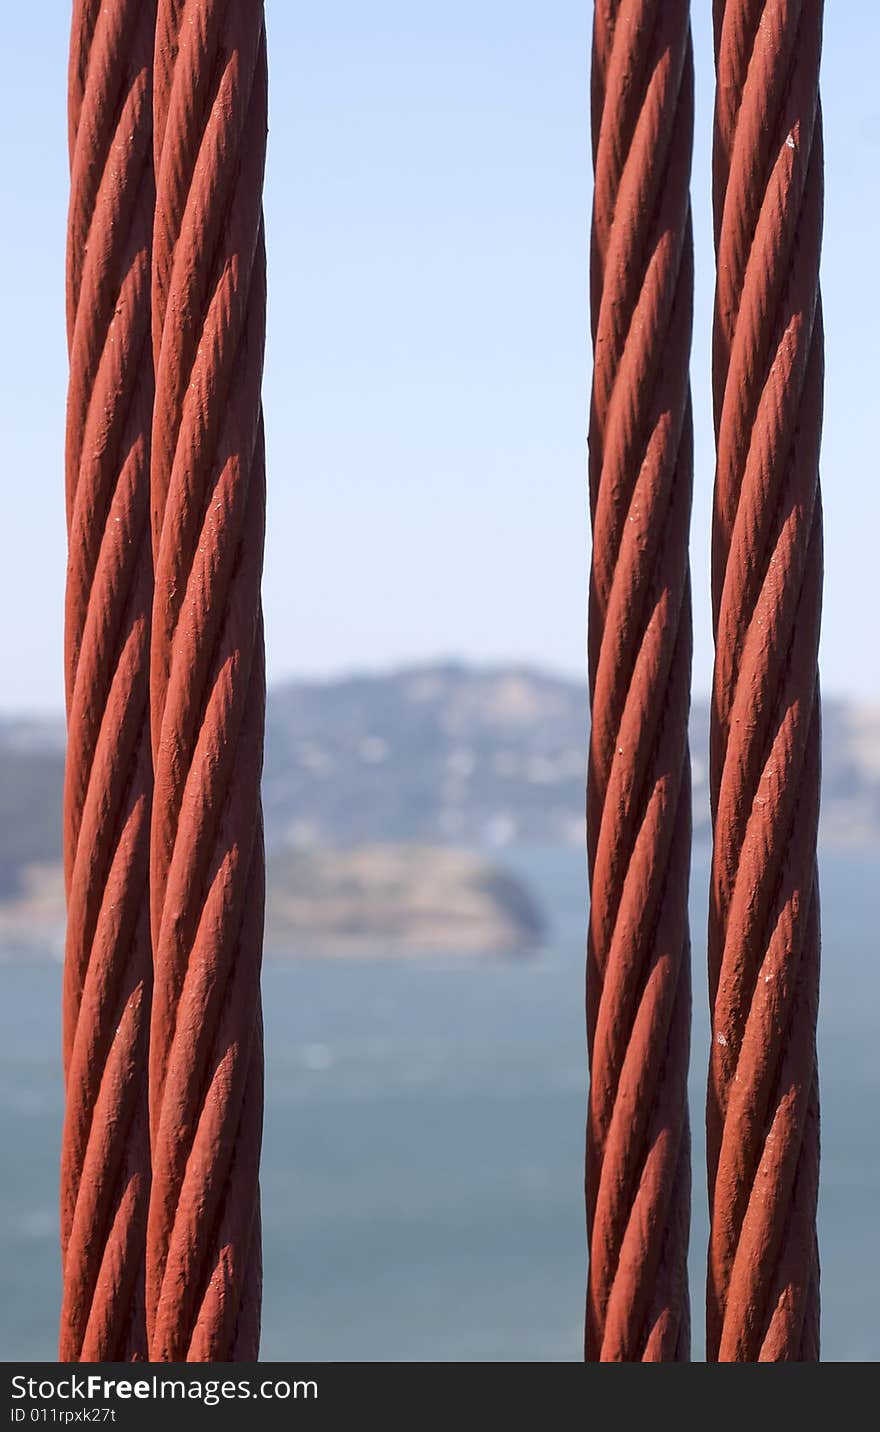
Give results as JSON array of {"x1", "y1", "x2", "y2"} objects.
[{"x1": 1, "y1": 2, "x2": 877, "y2": 712}]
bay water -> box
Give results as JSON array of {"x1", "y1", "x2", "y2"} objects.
[{"x1": 1, "y1": 847, "x2": 876, "y2": 1361}]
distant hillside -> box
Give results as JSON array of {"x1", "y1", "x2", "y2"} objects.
[
  {"x1": 263, "y1": 666, "x2": 589, "y2": 852},
  {"x1": 0, "y1": 721, "x2": 65, "y2": 897},
  {"x1": 264, "y1": 666, "x2": 880, "y2": 854},
  {"x1": 2, "y1": 666, "x2": 879, "y2": 898}
]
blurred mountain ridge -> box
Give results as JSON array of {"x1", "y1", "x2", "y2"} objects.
[{"x1": 2, "y1": 663, "x2": 878, "y2": 900}]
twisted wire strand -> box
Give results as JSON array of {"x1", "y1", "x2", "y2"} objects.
[
  {"x1": 61, "y1": 0, "x2": 155, "y2": 1362},
  {"x1": 707, "y1": 0, "x2": 824, "y2": 1362},
  {"x1": 585, "y1": 0, "x2": 695, "y2": 1361},
  {"x1": 146, "y1": 0, "x2": 268, "y2": 1361}
]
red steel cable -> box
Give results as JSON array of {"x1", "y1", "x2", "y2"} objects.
[
  {"x1": 146, "y1": 0, "x2": 268, "y2": 1361},
  {"x1": 585, "y1": 0, "x2": 695, "y2": 1361},
  {"x1": 707, "y1": 0, "x2": 824, "y2": 1362},
  {"x1": 61, "y1": 0, "x2": 155, "y2": 1362}
]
